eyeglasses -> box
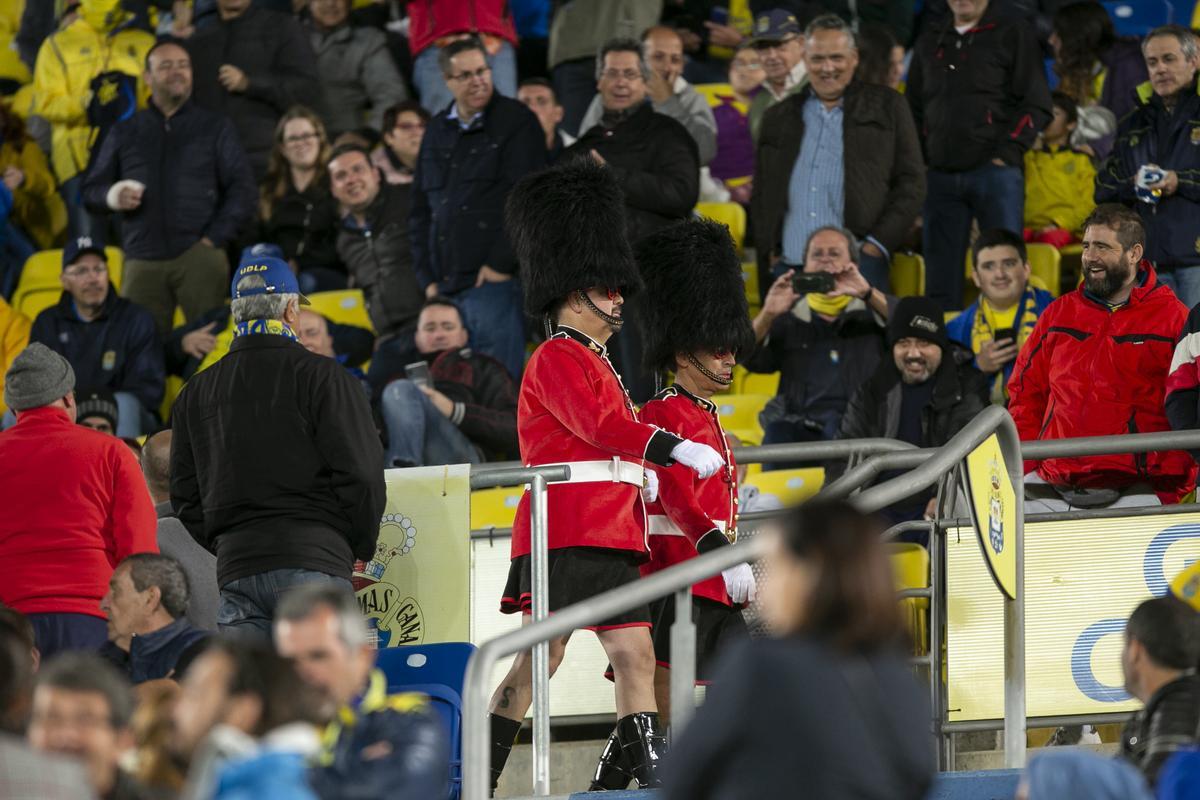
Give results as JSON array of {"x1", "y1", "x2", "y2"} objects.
[
  {"x1": 600, "y1": 69, "x2": 644, "y2": 83},
  {"x1": 64, "y1": 264, "x2": 107, "y2": 278},
  {"x1": 448, "y1": 66, "x2": 491, "y2": 83},
  {"x1": 284, "y1": 132, "x2": 320, "y2": 145},
  {"x1": 732, "y1": 60, "x2": 763, "y2": 71}
]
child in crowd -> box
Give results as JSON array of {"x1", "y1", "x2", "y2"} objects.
[
  {"x1": 709, "y1": 43, "x2": 764, "y2": 206},
  {"x1": 1023, "y1": 91, "x2": 1097, "y2": 249}
]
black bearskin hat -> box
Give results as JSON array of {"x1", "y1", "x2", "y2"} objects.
[
  {"x1": 636, "y1": 218, "x2": 755, "y2": 374},
  {"x1": 506, "y1": 158, "x2": 643, "y2": 316}
]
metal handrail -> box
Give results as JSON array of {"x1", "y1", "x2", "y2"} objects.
[{"x1": 461, "y1": 406, "x2": 1027, "y2": 799}]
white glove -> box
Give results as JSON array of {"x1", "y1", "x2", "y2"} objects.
[
  {"x1": 722, "y1": 562, "x2": 757, "y2": 604},
  {"x1": 670, "y1": 440, "x2": 725, "y2": 479},
  {"x1": 641, "y1": 469, "x2": 659, "y2": 503}
]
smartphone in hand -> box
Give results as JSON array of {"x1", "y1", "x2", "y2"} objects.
[{"x1": 405, "y1": 361, "x2": 432, "y2": 389}]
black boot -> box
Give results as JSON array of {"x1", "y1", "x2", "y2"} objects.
[
  {"x1": 588, "y1": 726, "x2": 634, "y2": 791},
  {"x1": 616, "y1": 712, "x2": 668, "y2": 789},
  {"x1": 489, "y1": 714, "x2": 523, "y2": 796}
]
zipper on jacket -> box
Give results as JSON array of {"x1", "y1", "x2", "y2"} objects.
[{"x1": 1038, "y1": 400, "x2": 1055, "y2": 440}]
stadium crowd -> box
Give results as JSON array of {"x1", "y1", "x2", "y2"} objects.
[{"x1": 0, "y1": 0, "x2": 1199, "y2": 798}]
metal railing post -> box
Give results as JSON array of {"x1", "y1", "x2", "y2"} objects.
[
  {"x1": 529, "y1": 473, "x2": 551, "y2": 795},
  {"x1": 669, "y1": 586, "x2": 696, "y2": 734},
  {"x1": 997, "y1": 416, "x2": 1027, "y2": 769}
]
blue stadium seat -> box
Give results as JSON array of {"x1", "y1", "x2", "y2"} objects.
[
  {"x1": 376, "y1": 642, "x2": 476, "y2": 800},
  {"x1": 1102, "y1": 1, "x2": 1174, "y2": 37}
]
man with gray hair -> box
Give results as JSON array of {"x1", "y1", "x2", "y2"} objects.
[
  {"x1": 273, "y1": 584, "x2": 449, "y2": 798},
  {"x1": 98, "y1": 553, "x2": 209, "y2": 684},
  {"x1": 752, "y1": 13, "x2": 924, "y2": 297},
  {"x1": 1097, "y1": 24, "x2": 1200, "y2": 307},
  {"x1": 170, "y1": 255, "x2": 385, "y2": 640}
]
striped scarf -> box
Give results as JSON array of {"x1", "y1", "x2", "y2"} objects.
[
  {"x1": 233, "y1": 318, "x2": 299, "y2": 342},
  {"x1": 970, "y1": 289, "x2": 1040, "y2": 401}
]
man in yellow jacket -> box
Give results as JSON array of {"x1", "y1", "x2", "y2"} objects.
[{"x1": 32, "y1": 0, "x2": 152, "y2": 237}]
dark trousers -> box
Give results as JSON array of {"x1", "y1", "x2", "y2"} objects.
[
  {"x1": 922, "y1": 163, "x2": 1024, "y2": 310},
  {"x1": 552, "y1": 58, "x2": 599, "y2": 137},
  {"x1": 28, "y1": 612, "x2": 108, "y2": 660}
]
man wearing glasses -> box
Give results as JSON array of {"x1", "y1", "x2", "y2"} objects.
[
  {"x1": 84, "y1": 39, "x2": 257, "y2": 339},
  {"x1": 28, "y1": 238, "x2": 164, "y2": 438},
  {"x1": 410, "y1": 37, "x2": 546, "y2": 381},
  {"x1": 747, "y1": 9, "x2": 808, "y2": 142}
]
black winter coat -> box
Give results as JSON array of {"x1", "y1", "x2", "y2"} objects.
[
  {"x1": 430, "y1": 347, "x2": 519, "y2": 459},
  {"x1": 566, "y1": 102, "x2": 700, "y2": 244},
  {"x1": 336, "y1": 184, "x2": 424, "y2": 339},
  {"x1": 82, "y1": 101, "x2": 257, "y2": 260},
  {"x1": 752, "y1": 81, "x2": 924, "y2": 280},
  {"x1": 260, "y1": 176, "x2": 343, "y2": 273},
  {"x1": 170, "y1": 334, "x2": 386, "y2": 587},
  {"x1": 1121, "y1": 674, "x2": 1200, "y2": 787},
  {"x1": 1096, "y1": 79, "x2": 1200, "y2": 271},
  {"x1": 410, "y1": 93, "x2": 546, "y2": 295},
  {"x1": 906, "y1": 2, "x2": 1052, "y2": 171},
  {"x1": 186, "y1": 7, "x2": 323, "y2": 177}
]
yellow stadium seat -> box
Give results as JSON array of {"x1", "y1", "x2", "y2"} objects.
[
  {"x1": 888, "y1": 542, "x2": 930, "y2": 653},
  {"x1": 307, "y1": 289, "x2": 374, "y2": 332},
  {"x1": 741, "y1": 371, "x2": 779, "y2": 396},
  {"x1": 471, "y1": 486, "x2": 526, "y2": 530},
  {"x1": 692, "y1": 82, "x2": 733, "y2": 108},
  {"x1": 890, "y1": 252, "x2": 925, "y2": 297},
  {"x1": 725, "y1": 426, "x2": 761, "y2": 447},
  {"x1": 715, "y1": 393, "x2": 770, "y2": 442},
  {"x1": 965, "y1": 243, "x2": 1062, "y2": 298},
  {"x1": 741, "y1": 260, "x2": 759, "y2": 304},
  {"x1": 743, "y1": 467, "x2": 825, "y2": 505},
  {"x1": 160, "y1": 375, "x2": 184, "y2": 423},
  {"x1": 12, "y1": 247, "x2": 126, "y2": 320},
  {"x1": 695, "y1": 202, "x2": 747, "y2": 255}
]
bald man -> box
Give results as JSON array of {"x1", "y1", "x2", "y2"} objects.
[
  {"x1": 576, "y1": 26, "x2": 717, "y2": 165},
  {"x1": 142, "y1": 431, "x2": 218, "y2": 631}
]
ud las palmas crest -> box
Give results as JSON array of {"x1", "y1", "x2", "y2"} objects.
[
  {"x1": 351, "y1": 512, "x2": 423, "y2": 647},
  {"x1": 987, "y1": 456, "x2": 1004, "y2": 555}
]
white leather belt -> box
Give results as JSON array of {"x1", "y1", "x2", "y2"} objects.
[
  {"x1": 647, "y1": 515, "x2": 727, "y2": 537},
  {"x1": 541, "y1": 458, "x2": 645, "y2": 487}
]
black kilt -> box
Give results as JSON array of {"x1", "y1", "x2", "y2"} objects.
[{"x1": 500, "y1": 546, "x2": 652, "y2": 630}]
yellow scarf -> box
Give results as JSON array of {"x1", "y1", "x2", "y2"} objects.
[
  {"x1": 807, "y1": 293, "x2": 851, "y2": 317},
  {"x1": 970, "y1": 291, "x2": 1039, "y2": 401}
]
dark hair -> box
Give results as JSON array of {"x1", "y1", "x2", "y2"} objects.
[
  {"x1": 595, "y1": 37, "x2": 651, "y2": 82},
  {"x1": 854, "y1": 23, "x2": 897, "y2": 87},
  {"x1": 144, "y1": 36, "x2": 188, "y2": 71},
  {"x1": 421, "y1": 295, "x2": 467, "y2": 326},
  {"x1": 438, "y1": 36, "x2": 486, "y2": 76},
  {"x1": 1051, "y1": 2, "x2": 1115, "y2": 104},
  {"x1": 260, "y1": 106, "x2": 331, "y2": 220},
  {"x1": 0, "y1": 100, "x2": 27, "y2": 149},
  {"x1": 777, "y1": 501, "x2": 903, "y2": 652},
  {"x1": 971, "y1": 228, "x2": 1027, "y2": 267},
  {"x1": 327, "y1": 142, "x2": 373, "y2": 167},
  {"x1": 1126, "y1": 596, "x2": 1200, "y2": 670},
  {"x1": 381, "y1": 99, "x2": 430, "y2": 134},
  {"x1": 1050, "y1": 90, "x2": 1078, "y2": 126},
  {"x1": 0, "y1": 606, "x2": 33, "y2": 731},
  {"x1": 122, "y1": 553, "x2": 190, "y2": 619},
  {"x1": 201, "y1": 639, "x2": 325, "y2": 733},
  {"x1": 518, "y1": 76, "x2": 556, "y2": 99},
  {"x1": 37, "y1": 653, "x2": 134, "y2": 728},
  {"x1": 1083, "y1": 203, "x2": 1146, "y2": 252}
]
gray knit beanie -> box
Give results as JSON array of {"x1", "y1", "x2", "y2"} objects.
[{"x1": 4, "y1": 343, "x2": 75, "y2": 412}]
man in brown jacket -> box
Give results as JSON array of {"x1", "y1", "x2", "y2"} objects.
[{"x1": 750, "y1": 14, "x2": 924, "y2": 297}]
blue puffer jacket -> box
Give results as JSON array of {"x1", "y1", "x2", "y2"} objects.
[{"x1": 1096, "y1": 78, "x2": 1200, "y2": 270}]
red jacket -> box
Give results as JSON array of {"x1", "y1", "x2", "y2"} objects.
[
  {"x1": 639, "y1": 386, "x2": 738, "y2": 606},
  {"x1": 1008, "y1": 264, "x2": 1196, "y2": 502},
  {"x1": 509, "y1": 327, "x2": 681, "y2": 560},
  {"x1": 0, "y1": 406, "x2": 157, "y2": 617},
  {"x1": 406, "y1": 0, "x2": 517, "y2": 56}
]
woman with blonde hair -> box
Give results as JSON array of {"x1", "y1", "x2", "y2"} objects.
[
  {"x1": 664, "y1": 501, "x2": 934, "y2": 800},
  {"x1": 258, "y1": 106, "x2": 345, "y2": 293}
]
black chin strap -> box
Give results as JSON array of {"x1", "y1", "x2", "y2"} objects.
[
  {"x1": 687, "y1": 353, "x2": 733, "y2": 386},
  {"x1": 580, "y1": 291, "x2": 623, "y2": 329}
]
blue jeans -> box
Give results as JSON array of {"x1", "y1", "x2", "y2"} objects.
[
  {"x1": 380, "y1": 378, "x2": 481, "y2": 467},
  {"x1": 412, "y1": 40, "x2": 518, "y2": 114},
  {"x1": 218, "y1": 568, "x2": 353, "y2": 640},
  {"x1": 858, "y1": 249, "x2": 891, "y2": 294},
  {"x1": 1155, "y1": 267, "x2": 1200, "y2": 309},
  {"x1": 923, "y1": 163, "x2": 1024, "y2": 310},
  {"x1": 456, "y1": 278, "x2": 526, "y2": 380},
  {"x1": 1, "y1": 221, "x2": 34, "y2": 299},
  {"x1": 552, "y1": 57, "x2": 598, "y2": 137},
  {"x1": 113, "y1": 391, "x2": 156, "y2": 438}
]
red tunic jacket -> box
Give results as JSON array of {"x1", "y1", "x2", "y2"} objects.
[
  {"x1": 639, "y1": 386, "x2": 738, "y2": 606},
  {"x1": 509, "y1": 327, "x2": 682, "y2": 560},
  {"x1": 1008, "y1": 264, "x2": 1196, "y2": 502}
]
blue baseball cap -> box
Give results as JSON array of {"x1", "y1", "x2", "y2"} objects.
[
  {"x1": 230, "y1": 255, "x2": 310, "y2": 304},
  {"x1": 750, "y1": 9, "x2": 802, "y2": 43},
  {"x1": 240, "y1": 242, "x2": 285, "y2": 262},
  {"x1": 62, "y1": 236, "x2": 107, "y2": 269}
]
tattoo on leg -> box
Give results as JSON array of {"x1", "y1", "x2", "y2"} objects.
[{"x1": 498, "y1": 686, "x2": 515, "y2": 709}]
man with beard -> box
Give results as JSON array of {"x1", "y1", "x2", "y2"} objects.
[
  {"x1": 839, "y1": 296, "x2": 988, "y2": 529},
  {"x1": 1011, "y1": 204, "x2": 1195, "y2": 512}
]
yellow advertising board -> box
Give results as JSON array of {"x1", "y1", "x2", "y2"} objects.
[
  {"x1": 946, "y1": 513, "x2": 1200, "y2": 721},
  {"x1": 959, "y1": 433, "x2": 1018, "y2": 600},
  {"x1": 352, "y1": 465, "x2": 471, "y2": 647}
]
